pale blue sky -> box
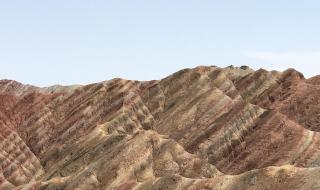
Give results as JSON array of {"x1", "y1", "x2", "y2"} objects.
[{"x1": 1, "y1": 1, "x2": 320, "y2": 87}]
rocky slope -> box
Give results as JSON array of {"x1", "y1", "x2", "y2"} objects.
[{"x1": 0, "y1": 66, "x2": 320, "y2": 190}]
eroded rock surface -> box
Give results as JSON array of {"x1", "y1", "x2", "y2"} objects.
[{"x1": 1, "y1": 66, "x2": 320, "y2": 190}]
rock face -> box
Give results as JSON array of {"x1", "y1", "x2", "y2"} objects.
[{"x1": 1, "y1": 66, "x2": 320, "y2": 190}]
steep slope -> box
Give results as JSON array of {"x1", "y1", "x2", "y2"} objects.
[{"x1": 0, "y1": 66, "x2": 320, "y2": 190}]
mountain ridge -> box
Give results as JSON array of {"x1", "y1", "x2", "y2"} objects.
[{"x1": 0, "y1": 65, "x2": 320, "y2": 190}]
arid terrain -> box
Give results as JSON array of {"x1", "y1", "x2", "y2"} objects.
[{"x1": 1, "y1": 66, "x2": 320, "y2": 190}]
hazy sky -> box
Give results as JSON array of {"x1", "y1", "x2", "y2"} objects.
[{"x1": 1, "y1": 1, "x2": 320, "y2": 87}]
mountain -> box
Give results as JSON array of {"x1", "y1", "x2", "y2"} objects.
[{"x1": 1, "y1": 66, "x2": 320, "y2": 190}]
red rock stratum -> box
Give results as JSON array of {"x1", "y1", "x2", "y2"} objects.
[{"x1": 1, "y1": 66, "x2": 320, "y2": 190}]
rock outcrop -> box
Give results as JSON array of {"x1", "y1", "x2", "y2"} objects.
[{"x1": 0, "y1": 66, "x2": 320, "y2": 190}]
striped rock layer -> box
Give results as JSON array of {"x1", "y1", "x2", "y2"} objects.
[{"x1": 0, "y1": 66, "x2": 320, "y2": 190}]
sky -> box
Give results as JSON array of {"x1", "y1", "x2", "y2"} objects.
[{"x1": 0, "y1": 1, "x2": 320, "y2": 87}]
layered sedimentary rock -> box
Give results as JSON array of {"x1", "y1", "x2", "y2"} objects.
[{"x1": 0, "y1": 66, "x2": 320, "y2": 190}]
